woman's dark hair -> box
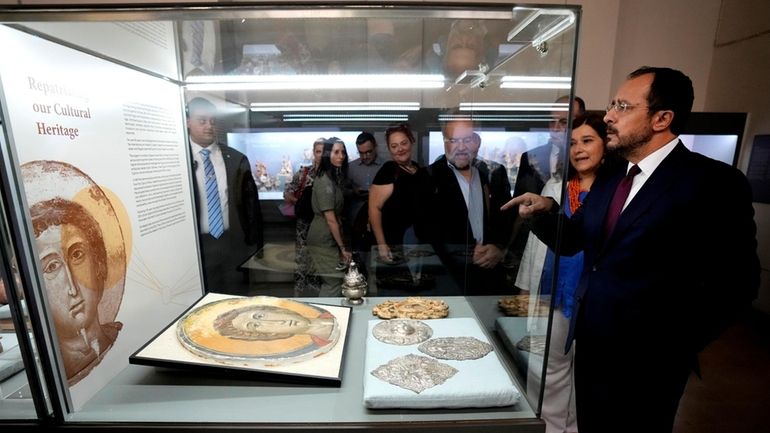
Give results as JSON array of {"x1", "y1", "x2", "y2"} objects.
[
  {"x1": 566, "y1": 113, "x2": 612, "y2": 180},
  {"x1": 385, "y1": 123, "x2": 415, "y2": 146},
  {"x1": 317, "y1": 137, "x2": 348, "y2": 184},
  {"x1": 567, "y1": 111, "x2": 625, "y2": 179},
  {"x1": 573, "y1": 112, "x2": 608, "y2": 142}
]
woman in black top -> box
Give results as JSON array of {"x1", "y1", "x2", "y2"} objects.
[{"x1": 368, "y1": 123, "x2": 432, "y2": 263}]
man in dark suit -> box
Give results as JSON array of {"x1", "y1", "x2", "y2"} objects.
[
  {"x1": 187, "y1": 97, "x2": 263, "y2": 294},
  {"x1": 507, "y1": 95, "x2": 585, "y2": 281},
  {"x1": 503, "y1": 67, "x2": 759, "y2": 432},
  {"x1": 514, "y1": 95, "x2": 586, "y2": 197},
  {"x1": 428, "y1": 118, "x2": 512, "y2": 295}
]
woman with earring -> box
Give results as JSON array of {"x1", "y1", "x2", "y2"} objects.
[
  {"x1": 538, "y1": 112, "x2": 615, "y2": 433},
  {"x1": 306, "y1": 137, "x2": 351, "y2": 297}
]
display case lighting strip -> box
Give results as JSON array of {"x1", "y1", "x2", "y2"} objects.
[
  {"x1": 459, "y1": 102, "x2": 569, "y2": 111},
  {"x1": 185, "y1": 74, "x2": 445, "y2": 90},
  {"x1": 438, "y1": 114, "x2": 555, "y2": 122},
  {"x1": 251, "y1": 102, "x2": 420, "y2": 112},
  {"x1": 283, "y1": 114, "x2": 409, "y2": 122},
  {"x1": 499, "y1": 76, "x2": 571, "y2": 89}
]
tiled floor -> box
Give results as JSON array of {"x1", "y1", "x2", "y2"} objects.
[{"x1": 674, "y1": 310, "x2": 770, "y2": 433}]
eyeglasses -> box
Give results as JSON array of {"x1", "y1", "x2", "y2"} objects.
[
  {"x1": 443, "y1": 136, "x2": 475, "y2": 145},
  {"x1": 606, "y1": 101, "x2": 646, "y2": 113}
]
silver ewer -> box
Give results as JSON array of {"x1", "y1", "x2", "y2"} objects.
[{"x1": 341, "y1": 261, "x2": 367, "y2": 305}]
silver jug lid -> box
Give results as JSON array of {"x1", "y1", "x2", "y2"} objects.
[{"x1": 343, "y1": 261, "x2": 367, "y2": 287}]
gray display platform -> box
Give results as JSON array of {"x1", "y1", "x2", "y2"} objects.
[{"x1": 68, "y1": 296, "x2": 543, "y2": 432}]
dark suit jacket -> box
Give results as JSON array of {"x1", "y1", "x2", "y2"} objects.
[
  {"x1": 513, "y1": 143, "x2": 552, "y2": 198},
  {"x1": 533, "y1": 142, "x2": 758, "y2": 352},
  {"x1": 427, "y1": 156, "x2": 513, "y2": 294},
  {"x1": 191, "y1": 144, "x2": 264, "y2": 292},
  {"x1": 531, "y1": 142, "x2": 759, "y2": 429},
  {"x1": 222, "y1": 145, "x2": 263, "y2": 249},
  {"x1": 192, "y1": 144, "x2": 263, "y2": 248}
]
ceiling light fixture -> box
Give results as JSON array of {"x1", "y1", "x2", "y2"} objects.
[
  {"x1": 459, "y1": 102, "x2": 570, "y2": 111},
  {"x1": 439, "y1": 114, "x2": 555, "y2": 122},
  {"x1": 283, "y1": 114, "x2": 409, "y2": 122},
  {"x1": 251, "y1": 102, "x2": 420, "y2": 112},
  {"x1": 185, "y1": 74, "x2": 445, "y2": 91},
  {"x1": 499, "y1": 76, "x2": 571, "y2": 90}
]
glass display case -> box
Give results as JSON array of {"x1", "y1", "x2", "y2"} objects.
[{"x1": 0, "y1": 3, "x2": 581, "y2": 431}]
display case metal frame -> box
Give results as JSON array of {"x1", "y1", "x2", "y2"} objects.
[{"x1": 0, "y1": 3, "x2": 581, "y2": 430}]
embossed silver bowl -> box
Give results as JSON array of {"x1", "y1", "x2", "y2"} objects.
[{"x1": 341, "y1": 261, "x2": 367, "y2": 305}]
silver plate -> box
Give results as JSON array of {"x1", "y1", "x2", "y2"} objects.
[
  {"x1": 418, "y1": 336, "x2": 493, "y2": 360},
  {"x1": 372, "y1": 319, "x2": 432, "y2": 345},
  {"x1": 370, "y1": 354, "x2": 458, "y2": 393}
]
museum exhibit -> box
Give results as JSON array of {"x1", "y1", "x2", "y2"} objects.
[{"x1": 0, "y1": 1, "x2": 764, "y2": 432}]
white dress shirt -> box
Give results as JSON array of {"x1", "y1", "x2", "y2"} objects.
[
  {"x1": 448, "y1": 162, "x2": 484, "y2": 244},
  {"x1": 624, "y1": 137, "x2": 679, "y2": 210},
  {"x1": 190, "y1": 140, "x2": 230, "y2": 234}
]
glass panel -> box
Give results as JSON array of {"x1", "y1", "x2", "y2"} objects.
[
  {"x1": 180, "y1": 6, "x2": 577, "y2": 418},
  {"x1": 0, "y1": 4, "x2": 580, "y2": 428},
  {"x1": 0, "y1": 131, "x2": 52, "y2": 420},
  {"x1": 0, "y1": 255, "x2": 39, "y2": 421}
]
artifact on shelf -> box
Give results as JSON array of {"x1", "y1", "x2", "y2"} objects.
[
  {"x1": 341, "y1": 261, "x2": 367, "y2": 305},
  {"x1": 372, "y1": 319, "x2": 433, "y2": 345},
  {"x1": 370, "y1": 354, "x2": 458, "y2": 393},
  {"x1": 515, "y1": 334, "x2": 547, "y2": 356},
  {"x1": 498, "y1": 294, "x2": 551, "y2": 317},
  {"x1": 418, "y1": 336, "x2": 493, "y2": 361},
  {"x1": 372, "y1": 297, "x2": 449, "y2": 319},
  {"x1": 176, "y1": 296, "x2": 340, "y2": 366}
]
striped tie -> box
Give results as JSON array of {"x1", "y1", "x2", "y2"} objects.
[
  {"x1": 200, "y1": 148, "x2": 224, "y2": 239},
  {"x1": 190, "y1": 20, "x2": 204, "y2": 68}
]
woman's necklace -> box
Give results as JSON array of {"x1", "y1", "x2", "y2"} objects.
[
  {"x1": 567, "y1": 177, "x2": 586, "y2": 214},
  {"x1": 398, "y1": 162, "x2": 416, "y2": 174}
]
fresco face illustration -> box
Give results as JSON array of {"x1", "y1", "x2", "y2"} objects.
[
  {"x1": 22, "y1": 160, "x2": 127, "y2": 386},
  {"x1": 37, "y1": 215, "x2": 105, "y2": 337}
]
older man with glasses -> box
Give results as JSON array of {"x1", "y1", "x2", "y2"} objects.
[{"x1": 425, "y1": 115, "x2": 513, "y2": 295}]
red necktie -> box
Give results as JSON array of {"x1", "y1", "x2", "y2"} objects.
[{"x1": 603, "y1": 164, "x2": 641, "y2": 238}]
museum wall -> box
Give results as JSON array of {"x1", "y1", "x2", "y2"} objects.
[
  {"x1": 609, "y1": 0, "x2": 720, "y2": 113},
  {"x1": 704, "y1": 0, "x2": 770, "y2": 314},
  {"x1": 1, "y1": 0, "x2": 767, "y2": 311}
]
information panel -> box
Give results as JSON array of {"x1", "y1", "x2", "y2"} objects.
[{"x1": 0, "y1": 25, "x2": 202, "y2": 410}]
